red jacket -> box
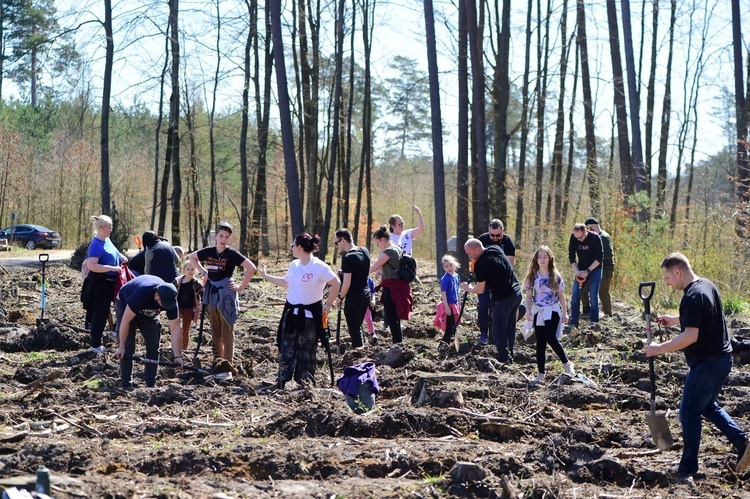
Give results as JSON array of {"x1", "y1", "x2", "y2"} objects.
[{"x1": 376, "y1": 278, "x2": 413, "y2": 320}]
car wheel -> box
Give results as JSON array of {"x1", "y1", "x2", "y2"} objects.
[{"x1": 25, "y1": 240, "x2": 36, "y2": 250}]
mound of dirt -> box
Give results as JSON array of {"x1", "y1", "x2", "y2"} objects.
[{"x1": 0, "y1": 261, "x2": 748, "y2": 497}]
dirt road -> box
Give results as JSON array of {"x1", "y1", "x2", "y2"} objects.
[{"x1": 0, "y1": 249, "x2": 73, "y2": 269}]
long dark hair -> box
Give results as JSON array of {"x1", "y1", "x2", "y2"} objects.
[{"x1": 294, "y1": 233, "x2": 320, "y2": 253}]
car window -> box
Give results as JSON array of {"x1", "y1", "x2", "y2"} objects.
[{"x1": 14, "y1": 226, "x2": 31, "y2": 234}]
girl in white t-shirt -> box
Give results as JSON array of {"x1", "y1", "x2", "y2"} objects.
[
  {"x1": 522, "y1": 246, "x2": 574, "y2": 384},
  {"x1": 388, "y1": 204, "x2": 425, "y2": 255},
  {"x1": 260, "y1": 233, "x2": 340, "y2": 389}
]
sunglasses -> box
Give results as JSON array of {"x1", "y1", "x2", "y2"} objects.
[
  {"x1": 397, "y1": 222, "x2": 404, "y2": 227},
  {"x1": 489, "y1": 233, "x2": 502, "y2": 238},
  {"x1": 334, "y1": 239, "x2": 343, "y2": 245}
]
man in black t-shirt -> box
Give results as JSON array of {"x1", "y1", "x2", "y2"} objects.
[
  {"x1": 476, "y1": 219, "x2": 516, "y2": 345},
  {"x1": 462, "y1": 238, "x2": 522, "y2": 363},
  {"x1": 334, "y1": 229, "x2": 371, "y2": 348},
  {"x1": 568, "y1": 223, "x2": 603, "y2": 327},
  {"x1": 646, "y1": 253, "x2": 750, "y2": 478}
]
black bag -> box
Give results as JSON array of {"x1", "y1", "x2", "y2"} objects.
[{"x1": 396, "y1": 252, "x2": 417, "y2": 283}]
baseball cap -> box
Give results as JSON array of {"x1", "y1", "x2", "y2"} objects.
[
  {"x1": 216, "y1": 221, "x2": 233, "y2": 234},
  {"x1": 584, "y1": 218, "x2": 599, "y2": 226},
  {"x1": 156, "y1": 283, "x2": 177, "y2": 310}
]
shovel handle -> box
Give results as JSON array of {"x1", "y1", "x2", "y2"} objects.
[
  {"x1": 639, "y1": 282, "x2": 655, "y2": 314},
  {"x1": 39, "y1": 253, "x2": 49, "y2": 263}
]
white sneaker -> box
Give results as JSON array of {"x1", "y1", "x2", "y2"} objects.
[
  {"x1": 564, "y1": 361, "x2": 576, "y2": 376},
  {"x1": 214, "y1": 371, "x2": 233, "y2": 381},
  {"x1": 532, "y1": 373, "x2": 545, "y2": 383},
  {"x1": 91, "y1": 346, "x2": 106, "y2": 354}
]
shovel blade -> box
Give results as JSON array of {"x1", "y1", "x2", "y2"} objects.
[{"x1": 646, "y1": 412, "x2": 674, "y2": 450}]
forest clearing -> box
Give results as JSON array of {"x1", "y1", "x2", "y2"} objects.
[{"x1": 0, "y1": 257, "x2": 749, "y2": 498}]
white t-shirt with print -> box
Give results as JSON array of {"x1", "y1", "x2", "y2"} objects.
[
  {"x1": 390, "y1": 228, "x2": 416, "y2": 255},
  {"x1": 284, "y1": 257, "x2": 337, "y2": 316}
]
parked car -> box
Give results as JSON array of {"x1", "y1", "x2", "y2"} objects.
[{"x1": 0, "y1": 224, "x2": 62, "y2": 250}]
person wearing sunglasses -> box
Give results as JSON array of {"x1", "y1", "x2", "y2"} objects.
[
  {"x1": 388, "y1": 204, "x2": 425, "y2": 256},
  {"x1": 333, "y1": 228, "x2": 371, "y2": 348},
  {"x1": 476, "y1": 219, "x2": 516, "y2": 345}
]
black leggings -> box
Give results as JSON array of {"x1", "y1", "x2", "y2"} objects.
[
  {"x1": 534, "y1": 311, "x2": 568, "y2": 373},
  {"x1": 381, "y1": 288, "x2": 402, "y2": 343}
]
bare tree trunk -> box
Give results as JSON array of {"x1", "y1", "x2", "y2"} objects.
[
  {"x1": 621, "y1": 0, "x2": 647, "y2": 197},
  {"x1": 270, "y1": 0, "x2": 304, "y2": 235},
  {"x1": 732, "y1": 0, "x2": 750, "y2": 235},
  {"x1": 655, "y1": 0, "x2": 675, "y2": 219},
  {"x1": 533, "y1": 0, "x2": 550, "y2": 243},
  {"x1": 239, "y1": 0, "x2": 252, "y2": 255},
  {"x1": 515, "y1": 0, "x2": 533, "y2": 243},
  {"x1": 184, "y1": 85, "x2": 199, "y2": 250},
  {"x1": 320, "y1": 0, "x2": 346, "y2": 261},
  {"x1": 299, "y1": 0, "x2": 321, "y2": 233},
  {"x1": 550, "y1": 0, "x2": 569, "y2": 224},
  {"x1": 457, "y1": 0, "x2": 470, "y2": 269},
  {"x1": 100, "y1": 0, "x2": 113, "y2": 216},
  {"x1": 343, "y1": 1, "x2": 356, "y2": 230},
  {"x1": 605, "y1": 0, "x2": 633, "y2": 196},
  {"x1": 353, "y1": 0, "x2": 374, "y2": 248},
  {"x1": 645, "y1": 0, "x2": 659, "y2": 200},
  {"x1": 250, "y1": 0, "x2": 271, "y2": 259},
  {"x1": 151, "y1": 28, "x2": 169, "y2": 232},
  {"x1": 491, "y1": 0, "x2": 511, "y2": 222},
  {"x1": 465, "y1": 0, "x2": 489, "y2": 235},
  {"x1": 168, "y1": 0, "x2": 181, "y2": 245},
  {"x1": 424, "y1": 0, "x2": 448, "y2": 275},
  {"x1": 576, "y1": 0, "x2": 600, "y2": 215}
]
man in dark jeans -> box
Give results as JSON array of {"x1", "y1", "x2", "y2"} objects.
[
  {"x1": 646, "y1": 253, "x2": 750, "y2": 478},
  {"x1": 568, "y1": 223, "x2": 603, "y2": 328},
  {"x1": 476, "y1": 219, "x2": 516, "y2": 345},
  {"x1": 334, "y1": 229, "x2": 372, "y2": 348},
  {"x1": 581, "y1": 218, "x2": 615, "y2": 316},
  {"x1": 462, "y1": 238, "x2": 522, "y2": 363},
  {"x1": 114, "y1": 274, "x2": 185, "y2": 389}
]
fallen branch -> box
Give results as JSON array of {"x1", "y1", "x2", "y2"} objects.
[
  {"x1": 447, "y1": 407, "x2": 537, "y2": 427},
  {"x1": 613, "y1": 449, "x2": 662, "y2": 459}
]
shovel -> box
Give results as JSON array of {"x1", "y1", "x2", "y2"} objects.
[
  {"x1": 639, "y1": 281, "x2": 674, "y2": 450},
  {"x1": 37, "y1": 253, "x2": 49, "y2": 326},
  {"x1": 192, "y1": 303, "x2": 207, "y2": 368},
  {"x1": 455, "y1": 263, "x2": 475, "y2": 352},
  {"x1": 335, "y1": 305, "x2": 342, "y2": 354},
  {"x1": 134, "y1": 235, "x2": 142, "y2": 250},
  {"x1": 127, "y1": 354, "x2": 210, "y2": 376}
]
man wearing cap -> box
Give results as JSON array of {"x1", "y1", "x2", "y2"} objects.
[
  {"x1": 189, "y1": 221, "x2": 257, "y2": 372},
  {"x1": 581, "y1": 218, "x2": 615, "y2": 316},
  {"x1": 114, "y1": 274, "x2": 185, "y2": 389},
  {"x1": 568, "y1": 222, "x2": 603, "y2": 328}
]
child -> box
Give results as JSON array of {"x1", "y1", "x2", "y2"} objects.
[
  {"x1": 364, "y1": 277, "x2": 377, "y2": 340},
  {"x1": 523, "y1": 246, "x2": 574, "y2": 383},
  {"x1": 437, "y1": 255, "x2": 461, "y2": 344},
  {"x1": 176, "y1": 260, "x2": 204, "y2": 351}
]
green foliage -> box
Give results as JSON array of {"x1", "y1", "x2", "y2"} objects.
[{"x1": 723, "y1": 294, "x2": 748, "y2": 316}]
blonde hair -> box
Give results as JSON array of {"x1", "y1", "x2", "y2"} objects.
[
  {"x1": 182, "y1": 260, "x2": 194, "y2": 272},
  {"x1": 523, "y1": 246, "x2": 561, "y2": 293},
  {"x1": 441, "y1": 254, "x2": 461, "y2": 269},
  {"x1": 90, "y1": 215, "x2": 113, "y2": 231}
]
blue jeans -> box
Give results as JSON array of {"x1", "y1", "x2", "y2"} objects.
[
  {"x1": 678, "y1": 355, "x2": 746, "y2": 476},
  {"x1": 492, "y1": 290, "x2": 522, "y2": 363},
  {"x1": 569, "y1": 267, "x2": 602, "y2": 326}
]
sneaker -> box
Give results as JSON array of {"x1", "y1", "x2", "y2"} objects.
[
  {"x1": 564, "y1": 361, "x2": 576, "y2": 376},
  {"x1": 478, "y1": 333, "x2": 489, "y2": 346},
  {"x1": 532, "y1": 373, "x2": 545, "y2": 383},
  {"x1": 214, "y1": 371, "x2": 233, "y2": 381},
  {"x1": 737, "y1": 437, "x2": 750, "y2": 472},
  {"x1": 91, "y1": 346, "x2": 106, "y2": 354}
]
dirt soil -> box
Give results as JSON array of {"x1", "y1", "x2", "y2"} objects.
[{"x1": 1, "y1": 259, "x2": 750, "y2": 498}]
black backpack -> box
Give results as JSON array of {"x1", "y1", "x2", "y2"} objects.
[{"x1": 396, "y1": 251, "x2": 417, "y2": 283}]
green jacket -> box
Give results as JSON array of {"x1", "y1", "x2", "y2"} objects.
[{"x1": 600, "y1": 230, "x2": 615, "y2": 270}]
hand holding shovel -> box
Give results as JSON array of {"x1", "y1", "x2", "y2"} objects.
[{"x1": 639, "y1": 282, "x2": 674, "y2": 450}]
